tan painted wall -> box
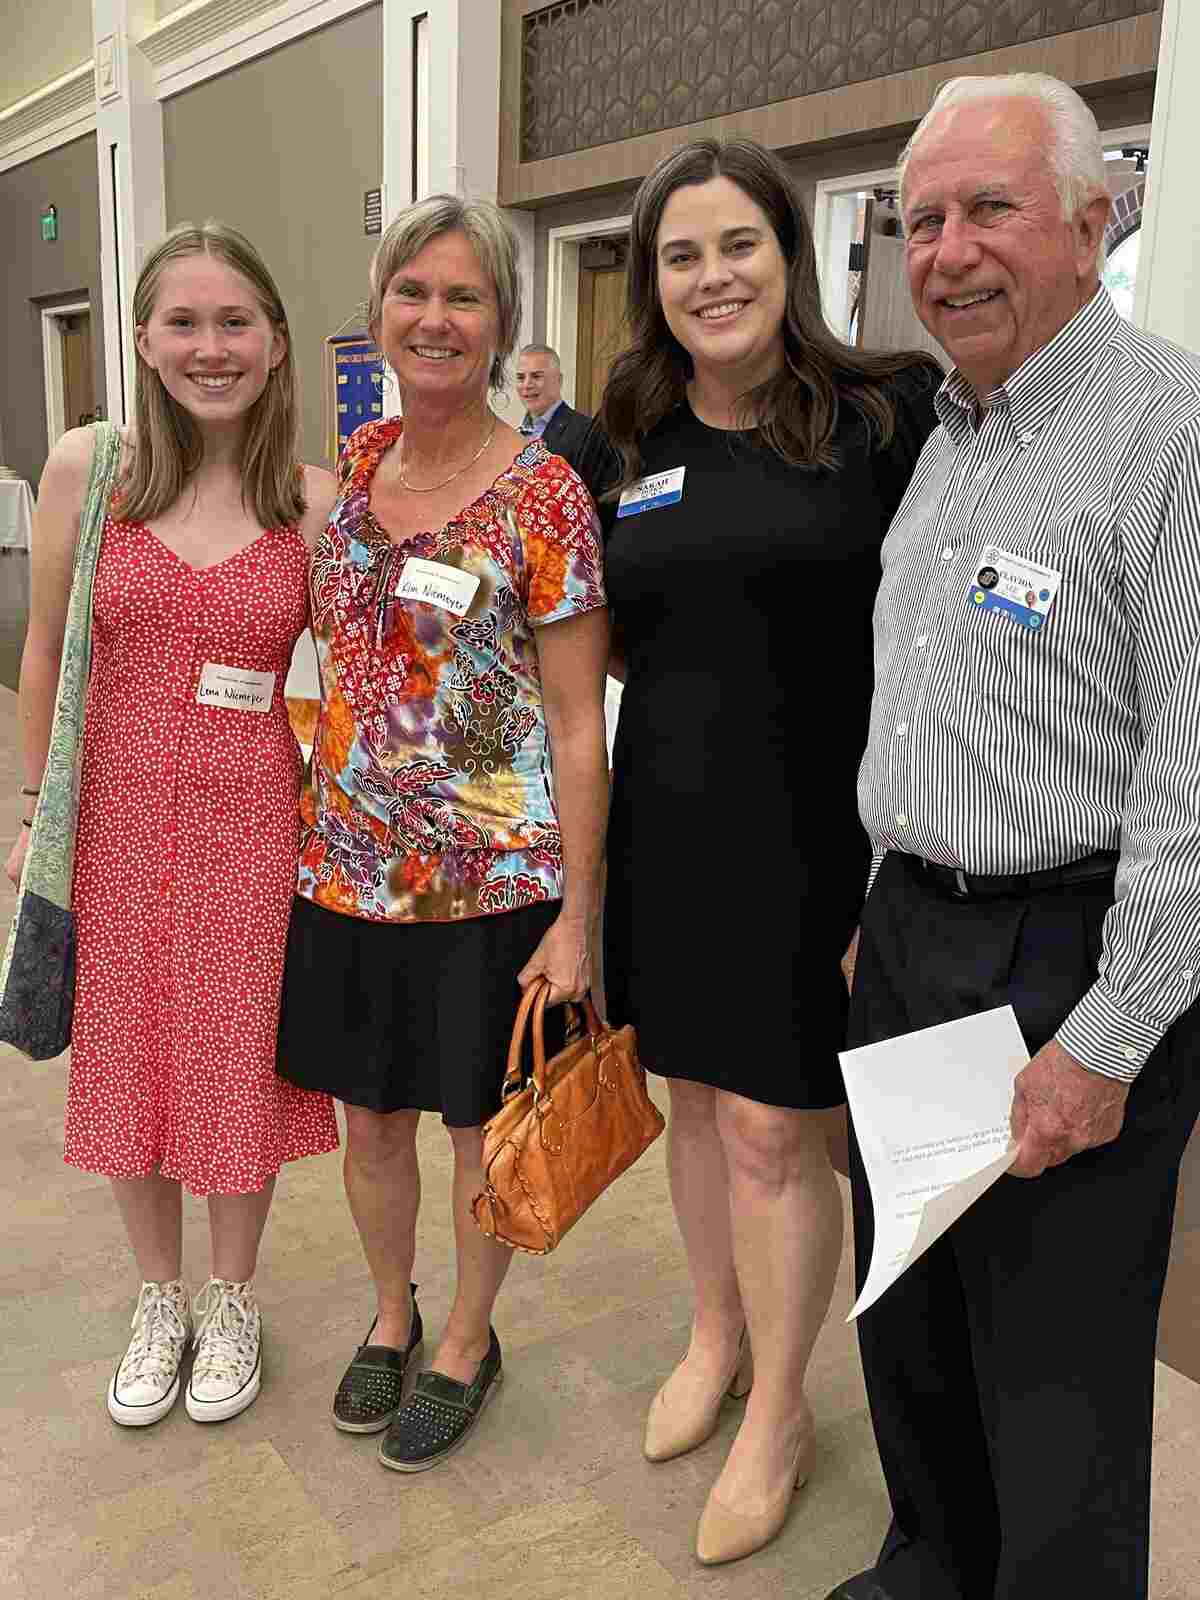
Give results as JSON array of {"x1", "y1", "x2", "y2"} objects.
[
  {"x1": 163, "y1": 4, "x2": 383, "y2": 467},
  {"x1": 0, "y1": 135, "x2": 105, "y2": 489},
  {"x1": 0, "y1": 0, "x2": 92, "y2": 110}
]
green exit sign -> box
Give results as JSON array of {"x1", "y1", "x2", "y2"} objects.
[{"x1": 40, "y1": 205, "x2": 57, "y2": 242}]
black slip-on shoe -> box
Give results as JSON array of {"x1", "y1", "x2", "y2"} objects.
[
  {"x1": 332, "y1": 1286, "x2": 424, "y2": 1434},
  {"x1": 824, "y1": 1574, "x2": 903, "y2": 1600},
  {"x1": 378, "y1": 1327, "x2": 503, "y2": 1473}
]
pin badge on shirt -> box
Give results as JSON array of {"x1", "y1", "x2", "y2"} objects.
[
  {"x1": 969, "y1": 544, "x2": 1062, "y2": 631},
  {"x1": 617, "y1": 466, "x2": 686, "y2": 518}
]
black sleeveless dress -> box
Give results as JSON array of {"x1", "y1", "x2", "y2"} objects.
[{"x1": 602, "y1": 370, "x2": 938, "y2": 1107}]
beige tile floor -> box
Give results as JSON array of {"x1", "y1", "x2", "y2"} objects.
[{"x1": 2, "y1": 679, "x2": 1199, "y2": 1600}]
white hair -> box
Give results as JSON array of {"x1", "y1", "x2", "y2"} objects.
[
  {"x1": 519, "y1": 343, "x2": 561, "y2": 366},
  {"x1": 898, "y1": 73, "x2": 1108, "y2": 219}
]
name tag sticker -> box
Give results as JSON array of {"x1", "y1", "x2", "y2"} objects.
[
  {"x1": 617, "y1": 466, "x2": 686, "y2": 518},
  {"x1": 968, "y1": 544, "x2": 1062, "y2": 631},
  {"x1": 395, "y1": 557, "x2": 481, "y2": 617},
  {"x1": 197, "y1": 663, "x2": 275, "y2": 713}
]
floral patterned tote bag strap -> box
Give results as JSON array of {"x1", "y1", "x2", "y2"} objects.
[{"x1": 0, "y1": 420, "x2": 123, "y2": 1059}]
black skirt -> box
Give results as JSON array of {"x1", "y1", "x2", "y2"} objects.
[{"x1": 277, "y1": 894, "x2": 564, "y2": 1125}]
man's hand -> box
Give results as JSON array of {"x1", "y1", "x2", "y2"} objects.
[
  {"x1": 841, "y1": 927, "x2": 860, "y2": 995},
  {"x1": 1008, "y1": 1037, "x2": 1130, "y2": 1178}
]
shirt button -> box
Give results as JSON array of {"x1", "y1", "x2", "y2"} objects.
[
  {"x1": 1182, "y1": 970, "x2": 1195, "y2": 984},
  {"x1": 941, "y1": 546, "x2": 954, "y2": 561},
  {"x1": 896, "y1": 722, "x2": 909, "y2": 737},
  {"x1": 1122, "y1": 1047, "x2": 1139, "y2": 1063},
  {"x1": 915, "y1": 635, "x2": 929, "y2": 649},
  {"x1": 896, "y1": 813, "x2": 909, "y2": 828}
]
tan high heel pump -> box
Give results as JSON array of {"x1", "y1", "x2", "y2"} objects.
[
  {"x1": 643, "y1": 1331, "x2": 753, "y2": 1463},
  {"x1": 694, "y1": 1425, "x2": 814, "y2": 1566}
]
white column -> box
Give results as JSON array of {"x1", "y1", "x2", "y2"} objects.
[
  {"x1": 381, "y1": 0, "x2": 530, "y2": 423},
  {"x1": 93, "y1": 0, "x2": 166, "y2": 424},
  {"x1": 1133, "y1": 0, "x2": 1200, "y2": 352}
]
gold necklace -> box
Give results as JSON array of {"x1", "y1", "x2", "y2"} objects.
[{"x1": 397, "y1": 414, "x2": 497, "y2": 493}]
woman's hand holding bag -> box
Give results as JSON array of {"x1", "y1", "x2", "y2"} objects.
[{"x1": 472, "y1": 977, "x2": 664, "y2": 1255}]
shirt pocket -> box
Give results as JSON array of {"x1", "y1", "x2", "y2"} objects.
[
  {"x1": 963, "y1": 538, "x2": 1068, "y2": 704},
  {"x1": 965, "y1": 606, "x2": 1056, "y2": 701}
]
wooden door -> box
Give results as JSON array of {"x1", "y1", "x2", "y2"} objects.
[
  {"x1": 857, "y1": 231, "x2": 946, "y2": 365},
  {"x1": 61, "y1": 312, "x2": 96, "y2": 428},
  {"x1": 574, "y1": 264, "x2": 628, "y2": 417}
]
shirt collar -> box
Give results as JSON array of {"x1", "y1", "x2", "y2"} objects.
[{"x1": 934, "y1": 286, "x2": 1120, "y2": 447}]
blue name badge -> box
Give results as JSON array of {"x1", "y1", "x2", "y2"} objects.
[
  {"x1": 617, "y1": 466, "x2": 686, "y2": 518},
  {"x1": 968, "y1": 544, "x2": 1062, "y2": 631}
]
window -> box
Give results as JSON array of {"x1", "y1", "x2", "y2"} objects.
[{"x1": 1103, "y1": 229, "x2": 1141, "y2": 323}]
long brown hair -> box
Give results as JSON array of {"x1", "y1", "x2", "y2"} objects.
[
  {"x1": 600, "y1": 139, "x2": 941, "y2": 492},
  {"x1": 122, "y1": 220, "x2": 305, "y2": 529}
]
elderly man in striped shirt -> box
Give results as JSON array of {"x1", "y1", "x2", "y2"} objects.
[{"x1": 830, "y1": 73, "x2": 1200, "y2": 1600}]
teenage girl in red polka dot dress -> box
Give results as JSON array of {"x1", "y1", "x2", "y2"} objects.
[{"x1": 8, "y1": 222, "x2": 339, "y2": 1429}]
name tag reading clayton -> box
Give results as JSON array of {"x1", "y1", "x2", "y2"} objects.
[
  {"x1": 617, "y1": 466, "x2": 685, "y2": 518},
  {"x1": 395, "y1": 557, "x2": 481, "y2": 617},
  {"x1": 969, "y1": 543, "x2": 1063, "y2": 631},
  {"x1": 197, "y1": 663, "x2": 275, "y2": 713}
]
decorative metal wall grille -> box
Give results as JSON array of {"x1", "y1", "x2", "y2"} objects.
[{"x1": 520, "y1": 0, "x2": 1160, "y2": 162}]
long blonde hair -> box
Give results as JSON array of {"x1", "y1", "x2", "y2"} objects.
[{"x1": 121, "y1": 220, "x2": 305, "y2": 528}]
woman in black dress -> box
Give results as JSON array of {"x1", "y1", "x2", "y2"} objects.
[{"x1": 598, "y1": 140, "x2": 940, "y2": 1565}]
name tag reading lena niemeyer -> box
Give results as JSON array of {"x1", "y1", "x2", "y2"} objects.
[
  {"x1": 197, "y1": 663, "x2": 276, "y2": 713},
  {"x1": 395, "y1": 556, "x2": 481, "y2": 617}
]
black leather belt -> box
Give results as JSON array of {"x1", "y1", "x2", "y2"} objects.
[{"x1": 906, "y1": 850, "x2": 1119, "y2": 901}]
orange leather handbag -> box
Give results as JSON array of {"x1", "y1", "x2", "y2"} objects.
[{"x1": 472, "y1": 978, "x2": 665, "y2": 1255}]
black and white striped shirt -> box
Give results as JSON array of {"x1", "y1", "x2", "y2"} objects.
[{"x1": 859, "y1": 289, "x2": 1200, "y2": 1082}]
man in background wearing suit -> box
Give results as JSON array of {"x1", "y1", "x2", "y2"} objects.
[{"x1": 516, "y1": 344, "x2": 615, "y2": 502}]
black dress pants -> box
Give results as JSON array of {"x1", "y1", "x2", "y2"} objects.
[{"x1": 848, "y1": 852, "x2": 1200, "y2": 1600}]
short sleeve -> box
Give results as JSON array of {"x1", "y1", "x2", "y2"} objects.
[
  {"x1": 337, "y1": 418, "x2": 390, "y2": 486},
  {"x1": 516, "y1": 456, "x2": 608, "y2": 626}
]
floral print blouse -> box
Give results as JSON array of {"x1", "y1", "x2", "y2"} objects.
[{"x1": 298, "y1": 417, "x2": 606, "y2": 922}]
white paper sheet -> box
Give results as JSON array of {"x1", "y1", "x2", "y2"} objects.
[{"x1": 840, "y1": 1005, "x2": 1028, "y2": 1320}]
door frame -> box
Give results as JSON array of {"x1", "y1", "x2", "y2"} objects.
[
  {"x1": 546, "y1": 213, "x2": 631, "y2": 407},
  {"x1": 811, "y1": 122, "x2": 1153, "y2": 341},
  {"x1": 42, "y1": 299, "x2": 92, "y2": 449},
  {"x1": 812, "y1": 166, "x2": 900, "y2": 341}
]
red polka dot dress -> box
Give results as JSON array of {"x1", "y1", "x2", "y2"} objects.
[{"x1": 63, "y1": 512, "x2": 339, "y2": 1196}]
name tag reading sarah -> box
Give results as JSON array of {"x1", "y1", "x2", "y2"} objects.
[
  {"x1": 197, "y1": 662, "x2": 276, "y2": 713},
  {"x1": 617, "y1": 466, "x2": 686, "y2": 518},
  {"x1": 395, "y1": 557, "x2": 481, "y2": 617}
]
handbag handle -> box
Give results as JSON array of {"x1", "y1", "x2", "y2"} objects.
[{"x1": 500, "y1": 978, "x2": 602, "y2": 1102}]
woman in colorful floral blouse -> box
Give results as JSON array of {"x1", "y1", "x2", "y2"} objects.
[{"x1": 276, "y1": 196, "x2": 610, "y2": 1471}]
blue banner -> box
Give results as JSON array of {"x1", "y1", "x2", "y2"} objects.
[{"x1": 329, "y1": 336, "x2": 385, "y2": 462}]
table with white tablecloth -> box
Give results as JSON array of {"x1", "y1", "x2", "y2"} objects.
[{"x1": 0, "y1": 480, "x2": 34, "y2": 551}]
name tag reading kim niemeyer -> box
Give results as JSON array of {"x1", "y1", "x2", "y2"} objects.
[
  {"x1": 617, "y1": 466, "x2": 686, "y2": 518},
  {"x1": 969, "y1": 543, "x2": 1063, "y2": 632},
  {"x1": 395, "y1": 556, "x2": 481, "y2": 617},
  {"x1": 197, "y1": 663, "x2": 276, "y2": 712}
]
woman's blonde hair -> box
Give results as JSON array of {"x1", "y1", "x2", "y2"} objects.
[
  {"x1": 122, "y1": 220, "x2": 305, "y2": 529},
  {"x1": 367, "y1": 195, "x2": 521, "y2": 391}
]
